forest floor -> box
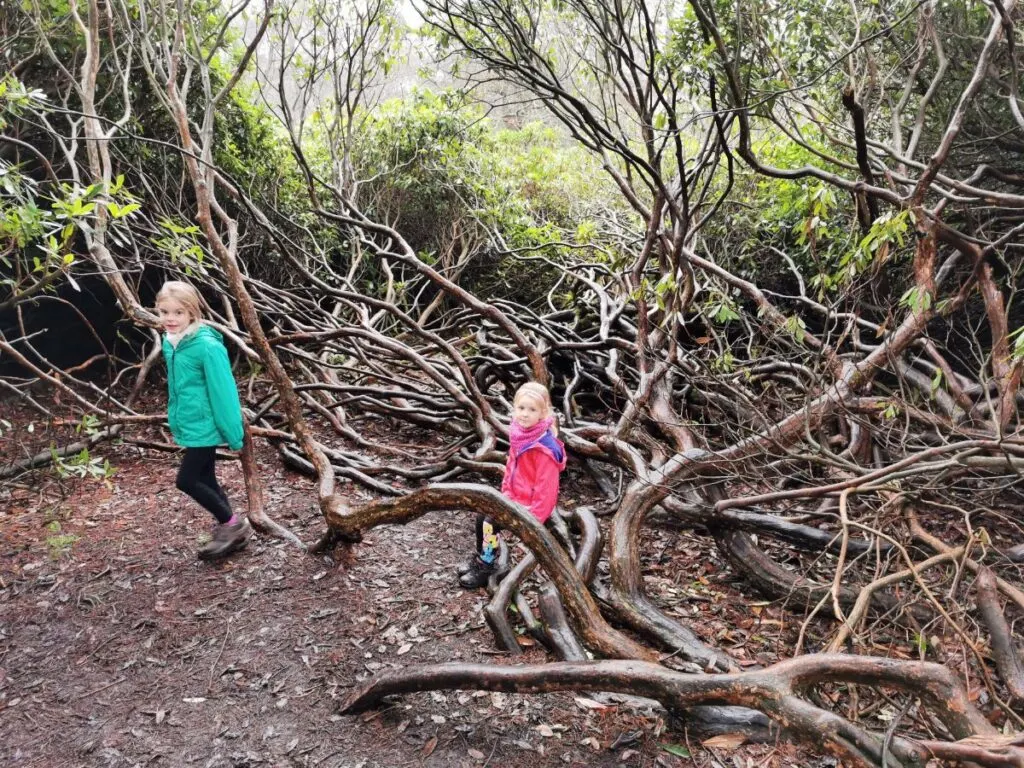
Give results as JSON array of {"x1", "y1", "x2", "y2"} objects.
[{"x1": 2, "y1": 409, "x2": 830, "y2": 768}]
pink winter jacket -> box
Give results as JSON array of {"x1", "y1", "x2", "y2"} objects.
[{"x1": 501, "y1": 430, "x2": 567, "y2": 524}]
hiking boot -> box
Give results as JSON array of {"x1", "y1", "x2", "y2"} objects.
[
  {"x1": 198, "y1": 517, "x2": 252, "y2": 560},
  {"x1": 458, "y1": 557, "x2": 496, "y2": 589},
  {"x1": 456, "y1": 557, "x2": 477, "y2": 576}
]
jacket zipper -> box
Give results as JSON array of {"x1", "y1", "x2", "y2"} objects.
[
  {"x1": 167, "y1": 331, "x2": 201, "y2": 428},
  {"x1": 167, "y1": 343, "x2": 177, "y2": 426}
]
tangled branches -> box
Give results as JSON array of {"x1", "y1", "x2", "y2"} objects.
[{"x1": 3, "y1": 0, "x2": 1024, "y2": 763}]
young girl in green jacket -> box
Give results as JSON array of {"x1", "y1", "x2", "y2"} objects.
[{"x1": 157, "y1": 281, "x2": 251, "y2": 559}]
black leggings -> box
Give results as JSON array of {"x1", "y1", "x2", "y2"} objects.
[
  {"x1": 475, "y1": 515, "x2": 501, "y2": 549},
  {"x1": 176, "y1": 447, "x2": 233, "y2": 524},
  {"x1": 474, "y1": 514, "x2": 560, "y2": 565},
  {"x1": 474, "y1": 515, "x2": 502, "y2": 564}
]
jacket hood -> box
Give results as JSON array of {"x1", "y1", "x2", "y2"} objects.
[
  {"x1": 165, "y1": 322, "x2": 223, "y2": 346},
  {"x1": 191, "y1": 323, "x2": 224, "y2": 343}
]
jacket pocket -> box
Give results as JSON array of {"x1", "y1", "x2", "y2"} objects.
[{"x1": 179, "y1": 391, "x2": 213, "y2": 436}]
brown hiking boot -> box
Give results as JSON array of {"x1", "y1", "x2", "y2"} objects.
[{"x1": 198, "y1": 517, "x2": 252, "y2": 560}]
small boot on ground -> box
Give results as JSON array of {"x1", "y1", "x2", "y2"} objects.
[
  {"x1": 458, "y1": 556, "x2": 497, "y2": 589},
  {"x1": 199, "y1": 517, "x2": 252, "y2": 560}
]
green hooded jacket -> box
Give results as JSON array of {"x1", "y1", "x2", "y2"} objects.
[{"x1": 162, "y1": 324, "x2": 244, "y2": 450}]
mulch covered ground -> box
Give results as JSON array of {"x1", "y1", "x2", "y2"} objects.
[{"x1": 1, "y1": 426, "x2": 822, "y2": 767}]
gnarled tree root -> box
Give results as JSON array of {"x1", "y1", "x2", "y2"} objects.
[
  {"x1": 975, "y1": 568, "x2": 1024, "y2": 700},
  {"x1": 662, "y1": 498, "x2": 888, "y2": 556},
  {"x1": 327, "y1": 483, "x2": 658, "y2": 661},
  {"x1": 538, "y1": 583, "x2": 588, "y2": 661},
  {"x1": 240, "y1": 426, "x2": 306, "y2": 550},
  {"x1": 340, "y1": 654, "x2": 997, "y2": 768},
  {"x1": 914, "y1": 735, "x2": 1024, "y2": 768},
  {"x1": 565, "y1": 506, "x2": 602, "y2": 583},
  {"x1": 680, "y1": 705, "x2": 775, "y2": 741},
  {"x1": 827, "y1": 547, "x2": 964, "y2": 653},
  {"x1": 597, "y1": 588, "x2": 732, "y2": 672},
  {"x1": 714, "y1": 529, "x2": 910, "y2": 619},
  {"x1": 535, "y1": 506, "x2": 603, "y2": 661},
  {"x1": 606, "y1": 469, "x2": 737, "y2": 672},
  {"x1": 483, "y1": 543, "x2": 527, "y2": 653},
  {"x1": 485, "y1": 506, "x2": 602, "y2": 656}
]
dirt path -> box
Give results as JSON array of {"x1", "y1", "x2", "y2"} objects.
[{"x1": 1, "y1": 440, "x2": 812, "y2": 767}]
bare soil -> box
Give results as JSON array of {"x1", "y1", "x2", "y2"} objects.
[{"x1": 1, "y1": 427, "x2": 821, "y2": 768}]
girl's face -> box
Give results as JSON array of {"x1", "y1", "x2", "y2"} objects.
[
  {"x1": 513, "y1": 395, "x2": 546, "y2": 430},
  {"x1": 157, "y1": 299, "x2": 193, "y2": 334}
]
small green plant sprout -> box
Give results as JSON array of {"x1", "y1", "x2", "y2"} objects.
[
  {"x1": 881, "y1": 401, "x2": 901, "y2": 420},
  {"x1": 914, "y1": 632, "x2": 928, "y2": 657},
  {"x1": 574, "y1": 219, "x2": 597, "y2": 244},
  {"x1": 45, "y1": 520, "x2": 78, "y2": 560},
  {"x1": 652, "y1": 272, "x2": 677, "y2": 313},
  {"x1": 0, "y1": 75, "x2": 48, "y2": 126},
  {"x1": 793, "y1": 183, "x2": 837, "y2": 248},
  {"x1": 103, "y1": 175, "x2": 141, "y2": 220},
  {"x1": 49, "y1": 445, "x2": 116, "y2": 485},
  {"x1": 711, "y1": 350, "x2": 735, "y2": 373},
  {"x1": 74, "y1": 413, "x2": 103, "y2": 437}
]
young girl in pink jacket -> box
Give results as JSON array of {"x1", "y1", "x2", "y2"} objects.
[{"x1": 459, "y1": 382, "x2": 567, "y2": 589}]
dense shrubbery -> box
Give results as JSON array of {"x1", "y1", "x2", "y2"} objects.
[{"x1": 347, "y1": 89, "x2": 622, "y2": 305}]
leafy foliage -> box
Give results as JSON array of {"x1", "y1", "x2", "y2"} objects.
[{"x1": 349, "y1": 88, "x2": 618, "y2": 303}]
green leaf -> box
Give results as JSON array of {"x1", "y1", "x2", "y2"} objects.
[
  {"x1": 661, "y1": 744, "x2": 691, "y2": 758},
  {"x1": 899, "y1": 286, "x2": 932, "y2": 315},
  {"x1": 81, "y1": 183, "x2": 103, "y2": 201},
  {"x1": 785, "y1": 315, "x2": 807, "y2": 344},
  {"x1": 70, "y1": 199, "x2": 95, "y2": 217},
  {"x1": 107, "y1": 201, "x2": 140, "y2": 219},
  {"x1": 713, "y1": 302, "x2": 739, "y2": 324},
  {"x1": 1010, "y1": 327, "x2": 1024, "y2": 363}
]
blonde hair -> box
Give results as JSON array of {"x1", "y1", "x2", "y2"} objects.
[
  {"x1": 514, "y1": 382, "x2": 557, "y2": 434},
  {"x1": 156, "y1": 280, "x2": 204, "y2": 323}
]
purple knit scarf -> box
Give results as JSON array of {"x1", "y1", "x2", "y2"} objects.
[{"x1": 509, "y1": 417, "x2": 553, "y2": 456}]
